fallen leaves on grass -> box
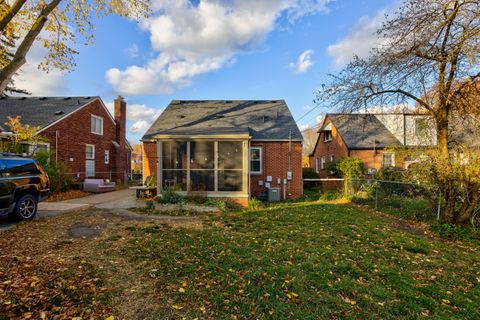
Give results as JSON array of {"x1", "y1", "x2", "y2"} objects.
[{"x1": 46, "y1": 190, "x2": 90, "y2": 202}]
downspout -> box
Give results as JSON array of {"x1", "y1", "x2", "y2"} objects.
[{"x1": 55, "y1": 130, "x2": 59, "y2": 162}]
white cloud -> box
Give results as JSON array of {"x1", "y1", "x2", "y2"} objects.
[
  {"x1": 106, "y1": 102, "x2": 163, "y2": 135},
  {"x1": 12, "y1": 44, "x2": 68, "y2": 95},
  {"x1": 290, "y1": 49, "x2": 314, "y2": 73},
  {"x1": 326, "y1": 11, "x2": 386, "y2": 67},
  {"x1": 107, "y1": 0, "x2": 331, "y2": 95},
  {"x1": 124, "y1": 43, "x2": 140, "y2": 58},
  {"x1": 130, "y1": 120, "x2": 151, "y2": 134},
  {"x1": 299, "y1": 123, "x2": 311, "y2": 131}
]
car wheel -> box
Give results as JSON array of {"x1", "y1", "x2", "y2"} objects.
[{"x1": 12, "y1": 194, "x2": 38, "y2": 221}]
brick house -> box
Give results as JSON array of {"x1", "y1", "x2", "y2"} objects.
[
  {"x1": 142, "y1": 100, "x2": 303, "y2": 205},
  {"x1": 0, "y1": 96, "x2": 131, "y2": 182},
  {"x1": 309, "y1": 113, "x2": 437, "y2": 177}
]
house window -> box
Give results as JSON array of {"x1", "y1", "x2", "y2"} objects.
[
  {"x1": 330, "y1": 155, "x2": 334, "y2": 162},
  {"x1": 86, "y1": 144, "x2": 95, "y2": 159},
  {"x1": 104, "y1": 150, "x2": 110, "y2": 164},
  {"x1": 91, "y1": 115, "x2": 103, "y2": 135},
  {"x1": 382, "y1": 153, "x2": 395, "y2": 167},
  {"x1": 414, "y1": 118, "x2": 428, "y2": 138},
  {"x1": 324, "y1": 130, "x2": 332, "y2": 142},
  {"x1": 321, "y1": 156, "x2": 326, "y2": 169},
  {"x1": 315, "y1": 158, "x2": 319, "y2": 173},
  {"x1": 250, "y1": 146, "x2": 262, "y2": 174}
]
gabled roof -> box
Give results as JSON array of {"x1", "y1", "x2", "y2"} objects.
[
  {"x1": 0, "y1": 96, "x2": 104, "y2": 131},
  {"x1": 142, "y1": 100, "x2": 303, "y2": 141},
  {"x1": 325, "y1": 114, "x2": 403, "y2": 149}
]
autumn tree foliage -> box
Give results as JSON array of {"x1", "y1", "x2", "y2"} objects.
[
  {"x1": 317, "y1": 0, "x2": 480, "y2": 225},
  {"x1": 0, "y1": 0, "x2": 149, "y2": 94}
]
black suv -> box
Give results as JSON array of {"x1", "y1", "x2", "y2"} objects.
[{"x1": 0, "y1": 154, "x2": 50, "y2": 221}]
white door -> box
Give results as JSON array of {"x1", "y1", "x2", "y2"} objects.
[{"x1": 86, "y1": 160, "x2": 95, "y2": 177}]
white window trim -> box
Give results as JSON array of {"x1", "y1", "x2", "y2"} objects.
[
  {"x1": 315, "y1": 158, "x2": 319, "y2": 173},
  {"x1": 86, "y1": 144, "x2": 95, "y2": 160},
  {"x1": 91, "y1": 115, "x2": 104, "y2": 135},
  {"x1": 250, "y1": 146, "x2": 263, "y2": 175},
  {"x1": 321, "y1": 156, "x2": 326, "y2": 169},
  {"x1": 382, "y1": 153, "x2": 395, "y2": 167},
  {"x1": 104, "y1": 150, "x2": 110, "y2": 164},
  {"x1": 330, "y1": 155, "x2": 334, "y2": 162},
  {"x1": 324, "y1": 131, "x2": 333, "y2": 142}
]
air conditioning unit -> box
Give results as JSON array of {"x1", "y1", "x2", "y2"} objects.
[{"x1": 267, "y1": 187, "x2": 281, "y2": 202}]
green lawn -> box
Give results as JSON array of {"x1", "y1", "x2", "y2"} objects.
[{"x1": 114, "y1": 202, "x2": 480, "y2": 319}]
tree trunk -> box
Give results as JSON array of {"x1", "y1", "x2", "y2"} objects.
[
  {"x1": 434, "y1": 108, "x2": 457, "y2": 223},
  {"x1": 455, "y1": 183, "x2": 480, "y2": 225},
  {"x1": 0, "y1": 0, "x2": 61, "y2": 94}
]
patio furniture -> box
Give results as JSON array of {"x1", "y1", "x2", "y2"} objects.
[
  {"x1": 83, "y1": 178, "x2": 116, "y2": 193},
  {"x1": 130, "y1": 176, "x2": 157, "y2": 199}
]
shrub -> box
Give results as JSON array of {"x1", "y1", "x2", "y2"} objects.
[
  {"x1": 319, "y1": 191, "x2": 344, "y2": 201},
  {"x1": 374, "y1": 166, "x2": 405, "y2": 181},
  {"x1": 324, "y1": 160, "x2": 341, "y2": 177},
  {"x1": 156, "y1": 189, "x2": 185, "y2": 204},
  {"x1": 186, "y1": 193, "x2": 208, "y2": 204},
  {"x1": 34, "y1": 150, "x2": 74, "y2": 193},
  {"x1": 337, "y1": 157, "x2": 365, "y2": 179},
  {"x1": 145, "y1": 200, "x2": 155, "y2": 213},
  {"x1": 430, "y1": 223, "x2": 475, "y2": 241},
  {"x1": 248, "y1": 198, "x2": 263, "y2": 211}
]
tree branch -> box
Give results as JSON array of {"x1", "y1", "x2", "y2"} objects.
[
  {"x1": 365, "y1": 87, "x2": 433, "y2": 112},
  {"x1": 0, "y1": 0, "x2": 28, "y2": 32},
  {"x1": 0, "y1": 0, "x2": 62, "y2": 94}
]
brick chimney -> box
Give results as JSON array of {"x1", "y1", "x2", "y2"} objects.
[
  {"x1": 114, "y1": 96, "x2": 128, "y2": 183},
  {"x1": 114, "y1": 96, "x2": 126, "y2": 145}
]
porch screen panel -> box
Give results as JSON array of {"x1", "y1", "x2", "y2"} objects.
[
  {"x1": 190, "y1": 141, "x2": 215, "y2": 191},
  {"x1": 162, "y1": 141, "x2": 187, "y2": 191},
  {"x1": 218, "y1": 141, "x2": 243, "y2": 191}
]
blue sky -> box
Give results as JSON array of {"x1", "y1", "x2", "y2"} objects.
[{"x1": 15, "y1": 0, "x2": 396, "y2": 143}]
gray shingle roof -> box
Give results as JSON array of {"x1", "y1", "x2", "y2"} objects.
[
  {"x1": 0, "y1": 96, "x2": 99, "y2": 130},
  {"x1": 142, "y1": 100, "x2": 303, "y2": 141},
  {"x1": 327, "y1": 114, "x2": 403, "y2": 149}
]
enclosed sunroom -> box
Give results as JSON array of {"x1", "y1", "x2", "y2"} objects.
[{"x1": 155, "y1": 131, "x2": 250, "y2": 199}]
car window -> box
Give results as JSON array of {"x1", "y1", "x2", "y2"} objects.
[
  {"x1": 0, "y1": 160, "x2": 7, "y2": 177},
  {"x1": 2, "y1": 159, "x2": 40, "y2": 176}
]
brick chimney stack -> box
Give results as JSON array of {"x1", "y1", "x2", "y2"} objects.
[
  {"x1": 114, "y1": 96, "x2": 128, "y2": 183},
  {"x1": 114, "y1": 96, "x2": 126, "y2": 145}
]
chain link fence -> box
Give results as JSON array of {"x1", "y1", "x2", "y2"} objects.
[{"x1": 347, "y1": 179, "x2": 442, "y2": 222}]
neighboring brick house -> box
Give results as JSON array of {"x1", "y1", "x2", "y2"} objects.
[
  {"x1": 142, "y1": 100, "x2": 303, "y2": 205},
  {"x1": 0, "y1": 96, "x2": 132, "y2": 182},
  {"x1": 309, "y1": 113, "x2": 437, "y2": 177}
]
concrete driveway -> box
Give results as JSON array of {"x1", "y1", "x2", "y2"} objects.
[{"x1": 0, "y1": 188, "x2": 138, "y2": 231}]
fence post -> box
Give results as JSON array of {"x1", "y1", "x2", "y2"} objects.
[{"x1": 375, "y1": 180, "x2": 378, "y2": 210}]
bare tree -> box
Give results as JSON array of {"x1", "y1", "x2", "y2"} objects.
[{"x1": 317, "y1": 0, "x2": 480, "y2": 225}]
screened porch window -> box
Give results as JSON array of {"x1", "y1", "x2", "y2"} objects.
[
  {"x1": 218, "y1": 141, "x2": 243, "y2": 191},
  {"x1": 190, "y1": 141, "x2": 215, "y2": 191},
  {"x1": 162, "y1": 141, "x2": 188, "y2": 191},
  {"x1": 160, "y1": 141, "x2": 245, "y2": 192}
]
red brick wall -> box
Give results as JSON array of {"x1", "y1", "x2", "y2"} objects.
[
  {"x1": 142, "y1": 141, "x2": 157, "y2": 181},
  {"x1": 350, "y1": 149, "x2": 404, "y2": 173},
  {"x1": 309, "y1": 118, "x2": 348, "y2": 177},
  {"x1": 40, "y1": 99, "x2": 130, "y2": 182},
  {"x1": 141, "y1": 140, "x2": 303, "y2": 200},
  {"x1": 250, "y1": 141, "x2": 303, "y2": 200}
]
